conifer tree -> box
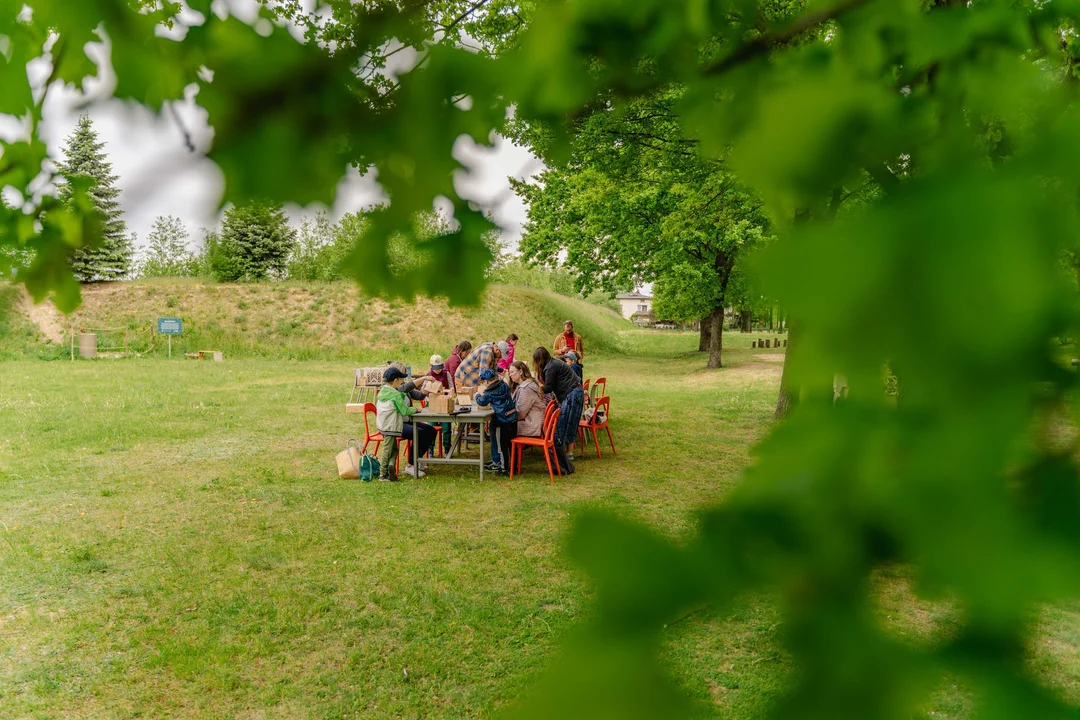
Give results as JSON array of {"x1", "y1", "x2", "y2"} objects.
[
  {"x1": 57, "y1": 115, "x2": 132, "y2": 281},
  {"x1": 217, "y1": 201, "x2": 296, "y2": 281}
]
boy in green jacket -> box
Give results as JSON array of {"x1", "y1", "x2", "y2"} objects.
[{"x1": 376, "y1": 366, "x2": 436, "y2": 480}]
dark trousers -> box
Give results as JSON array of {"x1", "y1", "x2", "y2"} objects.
[
  {"x1": 489, "y1": 418, "x2": 518, "y2": 470},
  {"x1": 402, "y1": 422, "x2": 436, "y2": 463}
]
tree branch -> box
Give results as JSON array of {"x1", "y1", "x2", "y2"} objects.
[{"x1": 703, "y1": 0, "x2": 872, "y2": 77}]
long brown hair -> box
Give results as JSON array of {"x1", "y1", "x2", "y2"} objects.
[
  {"x1": 531, "y1": 346, "x2": 552, "y2": 381},
  {"x1": 508, "y1": 360, "x2": 539, "y2": 396}
]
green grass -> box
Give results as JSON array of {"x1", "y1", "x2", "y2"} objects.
[{"x1": 2, "y1": 328, "x2": 1078, "y2": 717}]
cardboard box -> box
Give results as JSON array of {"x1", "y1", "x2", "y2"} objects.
[{"x1": 430, "y1": 392, "x2": 455, "y2": 414}]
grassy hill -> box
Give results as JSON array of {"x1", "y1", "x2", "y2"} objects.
[{"x1": 1, "y1": 280, "x2": 636, "y2": 364}]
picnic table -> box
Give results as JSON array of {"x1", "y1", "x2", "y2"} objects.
[{"x1": 411, "y1": 406, "x2": 496, "y2": 481}]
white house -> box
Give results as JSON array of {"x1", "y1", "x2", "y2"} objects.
[{"x1": 615, "y1": 290, "x2": 652, "y2": 320}]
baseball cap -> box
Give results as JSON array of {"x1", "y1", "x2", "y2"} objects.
[
  {"x1": 479, "y1": 368, "x2": 497, "y2": 382},
  {"x1": 565, "y1": 351, "x2": 578, "y2": 362},
  {"x1": 383, "y1": 366, "x2": 409, "y2": 382},
  {"x1": 429, "y1": 353, "x2": 444, "y2": 369},
  {"x1": 496, "y1": 341, "x2": 509, "y2": 356}
]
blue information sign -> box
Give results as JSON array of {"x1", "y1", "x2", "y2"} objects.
[{"x1": 157, "y1": 318, "x2": 182, "y2": 334}]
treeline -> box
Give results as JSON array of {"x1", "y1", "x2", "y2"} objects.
[
  {"x1": 138, "y1": 207, "x2": 366, "y2": 283},
  {"x1": 7, "y1": 114, "x2": 622, "y2": 314}
]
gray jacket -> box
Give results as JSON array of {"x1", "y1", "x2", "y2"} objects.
[{"x1": 513, "y1": 379, "x2": 545, "y2": 437}]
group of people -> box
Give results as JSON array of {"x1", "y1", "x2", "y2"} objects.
[{"x1": 375, "y1": 320, "x2": 588, "y2": 481}]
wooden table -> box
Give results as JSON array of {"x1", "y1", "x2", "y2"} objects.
[{"x1": 411, "y1": 406, "x2": 495, "y2": 480}]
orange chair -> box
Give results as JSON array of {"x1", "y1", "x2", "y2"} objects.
[
  {"x1": 543, "y1": 398, "x2": 557, "y2": 424},
  {"x1": 364, "y1": 402, "x2": 430, "y2": 474},
  {"x1": 579, "y1": 396, "x2": 615, "y2": 458},
  {"x1": 591, "y1": 377, "x2": 607, "y2": 399},
  {"x1": 510, "y1": 407, "x2": 562, "y2": 482},
  {"x1": 361, "y1": 403, "x2": 382, "y2": 454}
]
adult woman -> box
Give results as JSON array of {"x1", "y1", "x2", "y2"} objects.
[
  {"x1": 532, "y1": 346, "x2": 584, "y2": 475},
  {"x1": 508, "y1": 360, "x2": 545, "y2": 438}
]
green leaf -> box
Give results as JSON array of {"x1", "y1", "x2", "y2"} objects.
[{"x1": 190, "y1": 17, "x2": 359, "y2": 206}]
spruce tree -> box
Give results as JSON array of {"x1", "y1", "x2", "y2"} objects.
[
  {"x1": 218, "y1": 202, "x2": 297, "y2": 281},
  {"x1": 57, "y1": 115, "x2": 133, "y2": 281}
]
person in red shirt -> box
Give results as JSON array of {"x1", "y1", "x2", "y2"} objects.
[
  {"x1": 444, "y1": 340, "x2": 471, "y2": 381},
  {"x1": 553, "y1": 321, "x2": 584, "y2": 363}
]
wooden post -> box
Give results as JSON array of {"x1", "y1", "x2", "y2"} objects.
[
  {"x1": 752, "y1": 341, "x2": 757, "y2": 348},
  {"x1": 70, "y1": 325, "x2": 74, "y2": 361}
]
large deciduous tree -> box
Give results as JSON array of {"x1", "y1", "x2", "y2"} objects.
[
  {"x1": 515, "y1": 93, "x2": 770, "y2": 368},
  {"x1": 56, "y1": 115, "x2": 132, "y2": 282}
]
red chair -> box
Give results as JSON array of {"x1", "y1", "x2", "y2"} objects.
[
  {"x1": 543, "y1": 398, "x2": 557, "y2": 425},
  {"x1": 363, "y1": 402, "x2": 426, "y2": 474},
  {"x1": 578, "y1": 396, "x2": 615, "y2": 458},
  {"x1": 361, "y1": 403, "x2": 382, "y2": 454},
  {"x1": 510, "y1": 407, "x2": 562, "y2": 482},
  {"x1": 591, "y1": 377, "x2": 607, "y2": 399}
]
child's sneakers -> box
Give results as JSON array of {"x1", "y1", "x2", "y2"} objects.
[
  {"x1": 378, "y1": 473, "x2": 399, "y2": 482},
  {"x1": 404, "y1": 464, "x2": 426, "y2": 478}
]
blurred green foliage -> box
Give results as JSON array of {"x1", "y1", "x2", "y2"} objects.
[{"x1": 5, "y1": 0, "x2": 1080, "y2": 717}]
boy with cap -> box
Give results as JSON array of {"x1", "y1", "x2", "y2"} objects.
[
  {"x1": 563, "y1": 351, "x2": 584, "y2": 381},
  {"x1": 376, "y1": 366, "x2": 436, "y2": 480},
  {"x1": 428, "y1": 353, "x2": 454, "y2": 456},
  {"x1": 474, "y1": 367, "x2": 518, "y2": 475}
]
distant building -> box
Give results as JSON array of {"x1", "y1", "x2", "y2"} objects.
[{"x1": 615, "y1": 290, "x2": 653, "y2": 320}]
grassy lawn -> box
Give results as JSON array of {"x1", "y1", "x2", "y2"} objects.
[{"x1": 3, "y1": 331, "x2": 1079, "y2": 718}]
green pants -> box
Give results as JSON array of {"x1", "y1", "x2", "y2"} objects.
[
  {"x1": 378, "y1": 435, "x2": 398, "y2": 479},
  {"x1": 440, "y1": 422, "x2": 452, "y2": 453}
]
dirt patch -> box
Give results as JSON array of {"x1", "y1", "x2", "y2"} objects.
[
  {"x1": 19, "y1": 290, "x2": 65, "y2": 344},
  {"x1": 723, "y1": 362, "x2": 783, "y2": 382},
  {"x1": 753, "y1": 353, "x2": 785, "y2": 363}
]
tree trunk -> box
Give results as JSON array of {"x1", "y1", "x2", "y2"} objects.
[
  {"x1": 706, "y1": 305, "x2": 724, "y2": 369},
  {"x1": 699, "y1": 316, "x2": 711, "y2": 352},
  {"x1": 775, "y1": 322, "x2": 798, "y2": 419}
]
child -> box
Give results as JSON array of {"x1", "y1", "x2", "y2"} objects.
[
  {"x1": 496, "y1": 333, "x2": 518, "y2": 373},
  {"x1": 564, "y1": 351, "x2": 584, "y2": 381},
  {"x1": 428, "y1": 353, "x2": 454, "y2": 456},
  {"x1": 376, "y1": 366, "x2": 435, "y2": 480},
  {"x1": 474, "y1": 367, "x2": 518, "y2": 476}
]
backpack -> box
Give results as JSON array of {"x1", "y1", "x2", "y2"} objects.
[{"x1": 358, "y1": 453, "x2": 380, "y2": 482}]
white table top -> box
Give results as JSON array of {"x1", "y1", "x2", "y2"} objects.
[{"x1": 412, "y1": 406, "x2": 494, "y2": 422}]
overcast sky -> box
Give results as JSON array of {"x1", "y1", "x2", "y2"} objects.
[
  {"x1": 34, "y1": 90, "x2": 542, "y2": 255},
  {"x1": 2, "y1": 0, "x2": 544, "y2": 256}
]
